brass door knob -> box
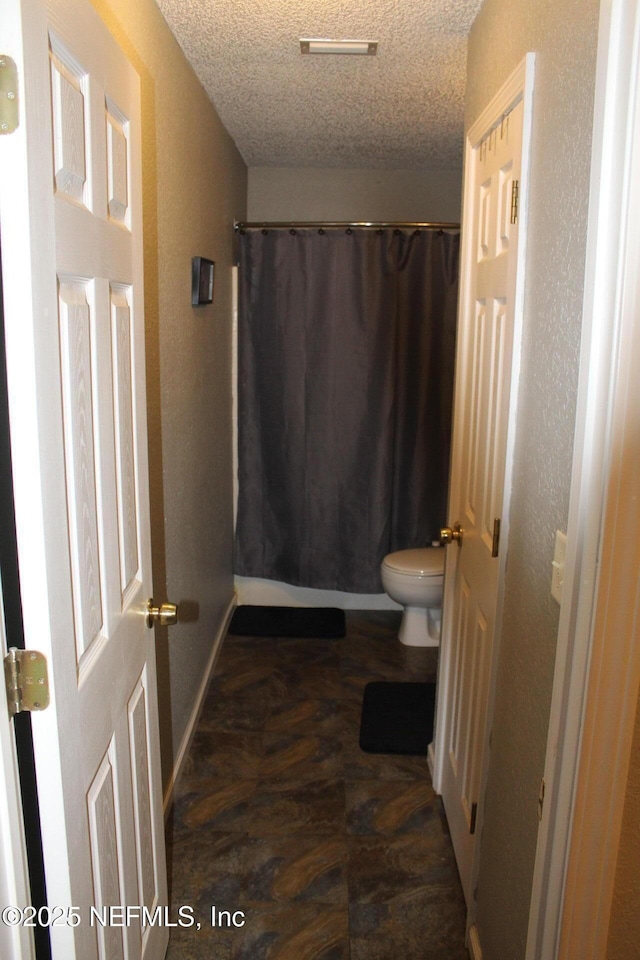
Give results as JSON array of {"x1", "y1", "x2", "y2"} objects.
[
  {"x1": 440, "y1": 523, "x2": 463, "y2": 545},
  {"x1": 146, "y1": 599, "x2": 179, "y2": 628}
]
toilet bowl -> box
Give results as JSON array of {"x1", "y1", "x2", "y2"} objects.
[{"x1": 381, "y1": 547, "x2": 445, "y2": 647}]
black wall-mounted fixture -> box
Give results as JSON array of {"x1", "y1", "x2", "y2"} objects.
[{"x1": 192, "y1": 257, "x2": 215, "y2": 306}]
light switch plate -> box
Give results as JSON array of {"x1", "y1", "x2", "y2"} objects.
[{"x1": 551, "y1": 530, "x2": 567, "y2": 605}]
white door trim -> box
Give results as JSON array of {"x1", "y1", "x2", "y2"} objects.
[
  {"x1": 0, "y1": 575, "x2": 35, "y2": 960},
  {"x1": 525, "y1": 0, "x2": 640, "y2": 956},
  {"x1": 0, "y1": 0, "x2": 73, "y2": 934},
  {"x1": 0, "y1": 7, "x2": 47, "y2": 956}
]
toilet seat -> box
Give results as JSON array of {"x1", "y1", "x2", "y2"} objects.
[{"x1": 382, "y1": 548, "x2": 444, "y2": 577}]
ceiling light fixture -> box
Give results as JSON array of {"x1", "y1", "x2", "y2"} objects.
[{"x1": 299, "y1": 38, "x2": 378, "y2": 56}]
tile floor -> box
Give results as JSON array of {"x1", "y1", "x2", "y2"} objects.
[{"x1": 165, "y1": 610, "x2": 468, "y2": 959}]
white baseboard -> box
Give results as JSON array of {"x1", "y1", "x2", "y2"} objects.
[
  {"x1": 468, "y1": 924, "x2": 483, "y2": 960},
  {"x1": 163, "y1": 595, "x2": 236, "y2": 818},
  {"x1": 427, "y1": 741, "x2": 436, "y2": 786},
  {"x1": 234, "y1": 575, "x2": 400, "y2": 610}
]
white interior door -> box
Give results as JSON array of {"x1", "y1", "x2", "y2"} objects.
[
  {"x1": 433, "y1": 58, "x2": 534, "y2": 908},
  {"x1": 0, "y1": 0, "x2": 168, "y2": 957}
]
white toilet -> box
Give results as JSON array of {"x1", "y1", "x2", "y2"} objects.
[{"x1": 380, "y1": 547, "x2": 445, "y2": 647}]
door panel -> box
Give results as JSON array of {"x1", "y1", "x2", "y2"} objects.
[
  {"x1": 434, "y1": 64, "x2": 533, "y2": 910},
  {"x1": 112, "y1": 286, "x2": 139, "y2": 596}
]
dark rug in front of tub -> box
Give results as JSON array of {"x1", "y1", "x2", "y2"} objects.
[
  {"x1": 359, "y1": 681, "x2": 436, "y2": 755},
  {"x1": 229, "y1": 605, "x2": 346, "y2": 638}
]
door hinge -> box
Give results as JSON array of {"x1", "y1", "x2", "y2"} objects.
[
  {"x1": 470, "y1": 801, "x2": 478, "y2": 835},
  {"x1": 538, "y1": 778, "x2": 546, "y2": 821},
  {"x1": 3, "y1": 648, "x2": 50, "y2": 717},
  {"x1": 510, "y1": 179, "x2": 520, "y2": 224},
  {"x1": 492, "y1": 517, "x2": 501, "y2": 558},
  {"x1": 0, "y1": 56, "x2": 19, "y2": 134}
]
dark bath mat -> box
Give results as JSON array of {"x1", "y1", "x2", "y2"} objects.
[
  {"x1": 229, "y1": 605, "x2": 346, "y2": 638},
  {"x1": 359, "y1": 681, "x2": 436, "y2": 755}
]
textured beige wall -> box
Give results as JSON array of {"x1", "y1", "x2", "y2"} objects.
[
  {"x1": 89, "y1": 0, "x2": 247, "y2": 789},
  {"x1": 607, "y1": 699, "x2": 640, "y2": 959},
  {"x1": 465, "y1": 1, "x2": 600, "y2": 957},
  {"x1": 248, "y1": 166, "x2": 462, "y2": 222}
]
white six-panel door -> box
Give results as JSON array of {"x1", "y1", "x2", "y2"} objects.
[
  {"x1": 433, "y1": 59, "x2": 534, "y2": 912},
  {"x1": 0, "y1": 0, "x2": 168, "y2": 957}
]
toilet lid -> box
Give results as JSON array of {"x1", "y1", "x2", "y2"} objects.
[{"x1": 382, "y1": 548, "x2": 445, "y2": 576}]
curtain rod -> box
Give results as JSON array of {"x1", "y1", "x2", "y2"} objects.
[{"x1": 234, "y1": 220, "x2": 460, "y2": 230}]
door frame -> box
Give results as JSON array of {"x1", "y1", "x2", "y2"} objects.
[
  {"x1": 0, "y1": 0, "x2": 55, "y2": 949},
  {"x1": 0, "y1": 575, "x2": 34, "y2": 960},
  {"x1": 431, "y1": 53, "x2": 535, "y2": 929},
  {"x1": 0, "y1": 227, "x2": 42, "y2": 960},
  {"x1": 525, "y1": 0, "x2": 640, "y2": 956}
]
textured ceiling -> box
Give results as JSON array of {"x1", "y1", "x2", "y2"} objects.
[{"x1": 154, "y1": 0, "x2": 483, "y2": 169}]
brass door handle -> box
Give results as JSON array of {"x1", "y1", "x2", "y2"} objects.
[
  {"x1": 146, "y1": 599, "x2": 178, "y2": 628},
  {"x1": 441, "y1": 523, "x2": 463, "y2": 545}
]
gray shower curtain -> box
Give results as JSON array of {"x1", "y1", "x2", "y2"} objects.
[{"x1": 234, "y1": 226, "x2": 459, "y2": 593}]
